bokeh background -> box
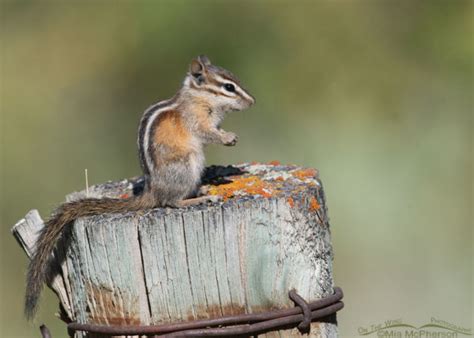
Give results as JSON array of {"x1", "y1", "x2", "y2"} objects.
[{"x1": 1, "y1": 1, "x2": 472, "y2": 337}]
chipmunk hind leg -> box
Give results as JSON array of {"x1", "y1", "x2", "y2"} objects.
[{"x1": 150, "y1": 157, "x2": 204, "y2": 206}]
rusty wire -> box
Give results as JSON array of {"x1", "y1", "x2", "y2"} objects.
[
  {"x1": 49, "y1": 287, "x2": 343, "y2": 337},
  {"x1": 288, "y1": 289, "x2": 312, "y2": 334}
]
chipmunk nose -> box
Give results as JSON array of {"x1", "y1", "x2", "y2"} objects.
[
  {"x1": 240, "y1": 89, "x2": 255, "y2": 106},
  {"x1": 247, "y1": 94, "x2": 256, "y2": 106}
]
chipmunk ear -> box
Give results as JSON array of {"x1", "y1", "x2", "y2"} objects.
[
  {"x1": 190, "y1": 59, "x2": 203, "y2": 77},
  {"x1": 190, "y1": 59, "x2": 204, "y2": 77},
  {"x1": 198, "y1": 55, "x2": 211, "y2": 66},
  {"x1": 190, "y1": 55, "x2": 211, "y2": 79}
]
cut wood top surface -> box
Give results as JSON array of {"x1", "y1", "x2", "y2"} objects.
[{"x1": 67, "y1": 162, "x2": 324, "y2": 213}]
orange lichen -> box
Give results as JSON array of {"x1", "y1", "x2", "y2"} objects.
[
  {"x1": 292, "y1": 168, "x2": 317, "y2": 180},
  {"x1": 309, "y1": 196, "x2": 320, "y2": 211},
  {"x1": 287, "y1": 197, "x2": 295, "y2": 208},
  {"x1": 268, "y1": 160, "x2": 281, "y2": 166},
  {"x1": 275, "y1": 176, "x2": 285, "y2": 181},
  {"x1": 208, "y1": 176, "x2": 276, "y2": 201},
  {"x1": 120, "y1": 193, "x2": 130, "y2": 199}
]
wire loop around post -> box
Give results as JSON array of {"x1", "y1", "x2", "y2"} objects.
[
  {"x1": 289, "y1": 289, "x2": 312, "y2": 334},
  {"x1": 43, "y1": 287, "x2": 343, "y2": 337}
]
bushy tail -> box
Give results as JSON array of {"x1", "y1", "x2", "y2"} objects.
[{"x1": 24, "y1": 194, "x2": 154, "y2": 320}]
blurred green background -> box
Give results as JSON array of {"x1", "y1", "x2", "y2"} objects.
[{"x1": 1, "y1": 1, "x2": 472, "y2": 337}]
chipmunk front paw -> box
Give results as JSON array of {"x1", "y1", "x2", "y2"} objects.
[{"x1": 223, "y1": 132, "x2": 238, "y2": 146}]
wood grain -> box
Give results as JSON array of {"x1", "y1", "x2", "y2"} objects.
[{"x1": 12, "y1": 163, "x2": 337, "y2": 337}]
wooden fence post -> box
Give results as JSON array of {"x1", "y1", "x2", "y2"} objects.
[{"x1": 12, "y1": 163, "x2": 339, "y2": 337}]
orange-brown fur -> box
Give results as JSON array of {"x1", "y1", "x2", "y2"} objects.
[{"x1": 154, "y1": 110, "x2": 192, "y2": 160}]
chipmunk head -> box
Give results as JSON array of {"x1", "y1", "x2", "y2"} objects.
[{"x1": 183, "y1": 55, "x2": 255, "y2": 114}]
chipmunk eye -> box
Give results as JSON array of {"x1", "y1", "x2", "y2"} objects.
[{"x1": 224, "y1": 83, "x2": 235, "y2": 92}]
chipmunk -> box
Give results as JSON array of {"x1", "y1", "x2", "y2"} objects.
[{"x1": 25, "y1": 55, "x2": 255, "y2": 319}]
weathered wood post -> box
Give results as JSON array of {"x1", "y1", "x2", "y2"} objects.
[{"x1": 13, "y1": 163, "x2": 342, "y2": 337}]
